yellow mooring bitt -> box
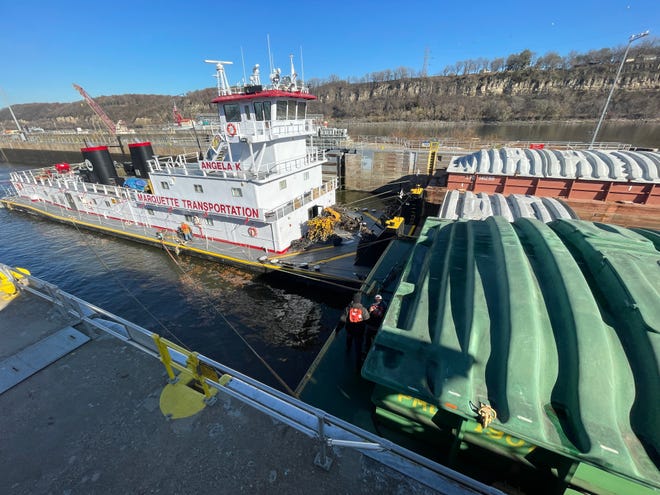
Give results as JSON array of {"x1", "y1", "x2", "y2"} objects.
[
  {"x1": 385, "y1": 216, "x2": 404, "y2": 235},
  {"x1": 0, "y1": 267, "x2": 30, "y2": 301},
  {"x1": 410, "y1": 186, "x2": 424, "y2": 197},
  {"x1": 152, "y1": 334, "x2": 224, "y2": 419}
]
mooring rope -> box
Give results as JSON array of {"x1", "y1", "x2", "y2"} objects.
[
  {"x1": 66, "y1": 218, "x2": 190, "y2": 350},
  {"x1": 158, "y1": 239, "x2": 297, "y2": 396}
]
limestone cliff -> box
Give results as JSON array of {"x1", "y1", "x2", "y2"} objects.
[{"x1": 310, "y1": 62, "x2": 660, "y2": 121}]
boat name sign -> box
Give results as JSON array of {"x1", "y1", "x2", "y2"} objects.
[
  {"x1": 135, "y1": 192, "x2": 262, "y2": 220},
  {"x1": 201, "y1": 161, "x2": 242, "y2": 171}
]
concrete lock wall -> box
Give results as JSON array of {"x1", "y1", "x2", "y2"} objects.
[{"x1": 343, "y1": 149, "x2": 423, "y2": 191}]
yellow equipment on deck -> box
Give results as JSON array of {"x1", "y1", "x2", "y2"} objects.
[
  {"x1": 0, "y1": 267, "x2": 30, "y2": 300},
  {"x1": 306, "y1": 207, "x2": 342, "y2": 242}
]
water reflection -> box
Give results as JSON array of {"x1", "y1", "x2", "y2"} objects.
[{"x1": 346, "y1": 121, "x2": 660, "y2": 148}]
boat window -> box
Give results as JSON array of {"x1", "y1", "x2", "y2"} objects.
[
  {"x1": 287, "y1": 100, "x2": 296, "y2": 119},
  {"x1": 263, "y1": 101, "x2": 271, "y2": 120},
  {"x1": 297, "y1": 101, "x2": 306, "y2": 119},
  {"x1": 147, "y1": 208, "x2": 154, "y2": 215},
  {"x1": 194, "y1": 184, "x2": 204, "y2": 193},
  {"x1": 104, "y1": 200, "x2": 111, "y2": 207},
  {"x1": 223, "y1": 104, "x2": 241, "y2": 122},
  {"x1": 243, "y1": 105, "x2": 251, "y2": 120},
  {"x1": 205, "y1": 217, "x2": 214, "y2": 226},
  {"x1": 161, "y1": 181, "x2": 170, "y2": 190},
  {"x1": 184, "y1": 214, "x2": 195, "y2": 222},
  {"x1": 279, "y1": 179, "x2": 287, "y2": 190},
  {"x1": 231, "y1": 187, "x2": 243, "y2": 197},
  {"x1": 254, "y1": 102, "x2": 264, "y2": 121},
  {"x1": 303, "y1": 171, "x2": 310, "y2": 181},
  {"x1": 276, "y1": 101, "x2": 287, "y2": 120}
]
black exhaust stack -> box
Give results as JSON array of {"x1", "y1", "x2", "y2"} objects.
[
  {"x1": 128, "y1": 142, "x2": 155, "y2": 178},
  {"x1": 81, "y1": 146, "x2": 119, "y2": 185}
]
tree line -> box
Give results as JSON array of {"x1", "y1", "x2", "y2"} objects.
[{"x1": 307, "y1": 39, "x2": 659, "y2": 86}]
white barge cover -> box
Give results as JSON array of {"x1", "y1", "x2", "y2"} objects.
[
  {"x1": 439, "y1": 191, "x2": 578, "y2": 222},
  {"x1": 447, "y1": 148, "x2": 660, "y2": 183}
]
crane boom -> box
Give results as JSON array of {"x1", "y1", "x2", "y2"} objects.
[{"x1": 72, "y1": 83, "x2": 117, "y2": 135}]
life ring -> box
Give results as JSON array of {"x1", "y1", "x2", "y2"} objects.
[
  {"x1": 226, "y1": 123, "x2": 237, "y2": 136},
  {"x1": 248, "y1": 227, "x2": 257, "y2": 237}
]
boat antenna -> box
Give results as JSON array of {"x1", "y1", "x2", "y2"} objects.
[
  {"x1": 240, "y1": 46, "x2": 247, "y2": 86},
  {"x1": 267, "y1": 35, "x2": 282, "y2": 89},
  {"x1": 204, "y1": 60, "x2": 233, "y2": 96},
  {"x1": 299, "y1": 46, "x2": 305, "y2": 91},
  {"x1": 289, "y1": 54, "x2": 297, "y2": 91},
  {"x1": 267, "y1": 34, "x2": 274, "y2": 79}
]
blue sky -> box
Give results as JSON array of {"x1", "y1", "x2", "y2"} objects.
[{"x1": 1, "y1": 0, "x2": 657, "y2": 105}]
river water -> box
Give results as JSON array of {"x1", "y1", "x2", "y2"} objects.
[
  {"x1": 346, "y1": 120, "x2": 660, "y2": 148},
  {"x1": 0, "y1": 161, "x2": 357, "y2": 392}
]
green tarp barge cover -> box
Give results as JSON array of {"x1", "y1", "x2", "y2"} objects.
[{"x1": 362, "y1": 217, "x2": 659, "y2": 489}]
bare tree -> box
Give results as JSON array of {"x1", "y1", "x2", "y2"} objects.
[
  {"x1": 475, "y1": 57, "x2": 489, "y2": 72},
  {"x1": 489, "y1": 57, "x2": 505, "y2": 72},
  {"x1": 535, "y1": 52, "x2": 564, "y2": 70},
  {"x1": 505, "y1": 49, "x2": 534, "y2": 71}
]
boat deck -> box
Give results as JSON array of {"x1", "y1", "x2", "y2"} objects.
[
  {"x1": 1, "y1": 195, "x2": 382, "y2": 291},
  {"x1": 0, "y1": 267, "x2": 502, "y2": 495}
]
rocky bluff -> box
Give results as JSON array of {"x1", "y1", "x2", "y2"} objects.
[{"x1": 310, "y1": 61, "x2": 660, "y2": 122}]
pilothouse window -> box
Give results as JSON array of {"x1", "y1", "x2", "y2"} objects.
[
  {"x1": 263, "y1": 101, "x2": 271, "y2": 120},
  {"x1": 287, "y1": 100, "x2": 296, "y2": 119},
  {"x1": 297, "y1": 101, "x2": 306, "y2": 119},
  {"x1": 276, "y1": 101, "x2": 287, "y2": 120},
  {"x1": 254, "y1": 102, "x2": 264, "y2": 121},
  {"x1": 223, "y1": 104, "x2": 241, "y2": 122}
]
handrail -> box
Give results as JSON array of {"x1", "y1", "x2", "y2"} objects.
[{"x1": 0, "y1": 263, "x2": 503, "y2": 495}]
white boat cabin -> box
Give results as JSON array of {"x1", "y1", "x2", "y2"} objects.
[{"x1": 9, "y1": 59, "x2": 337, "y2": 255}]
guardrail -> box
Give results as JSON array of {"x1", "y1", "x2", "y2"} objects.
[
  {"x1": 352, "y1": 135, "x2": 632, "y2": 152},
  {"x1": 0, "y1": 263, "x2": 502, "y2": 495}
]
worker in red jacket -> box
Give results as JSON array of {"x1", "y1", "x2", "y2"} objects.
[{"x1": 336, "y1": 293, "x2": 370, "y2": 371}]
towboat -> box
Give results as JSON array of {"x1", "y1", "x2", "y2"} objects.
[{"x1": 0, "y1": 58, "x2": 400, "y2": 290}]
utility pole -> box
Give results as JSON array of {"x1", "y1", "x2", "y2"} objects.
[
  {"x1": 422, "y1": 47, "x2": 430, "y2": 77},
  {"x1": 589, "y1": 30, "x2": 649, "y2": 149}
]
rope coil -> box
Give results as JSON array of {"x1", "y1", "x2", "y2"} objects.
[{"x1": 471, "y1": 401, "x2": 497, "y2": 429}]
